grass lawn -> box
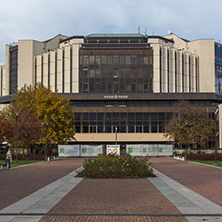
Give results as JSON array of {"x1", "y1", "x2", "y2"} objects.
[
  {"x1": 191, "y1": 160, "x2": 222, "y2": 167},
  {"x1": 0, "y1": 160, "x2": 41, "y2": 168}
]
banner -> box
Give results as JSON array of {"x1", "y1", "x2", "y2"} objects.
[
  {"x1": 106, "y1": 145, "x2": 120, "y2": 156},
  {"x1": 157, "y1": 145, "x2": 173, "y2": 156},
  {"x1": 58, "y1": 145, "x2": 80, "y2": 157},
  {"x1": 127, "y1": 144, "x2": 148, "y2": 156},
  {"x1": 81, "y1": 145, "x2": 103, "y2": 157},
  {"x1": 126, "y1": 144, "x2": 173, "y2": 156}
]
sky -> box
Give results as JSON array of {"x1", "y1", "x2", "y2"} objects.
[{"x1": 0, "y1": 0, "x2": 222, "y2": 65}]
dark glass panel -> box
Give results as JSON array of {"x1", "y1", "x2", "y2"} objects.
[
  {"x1": 151, "y1": 125, "x2": 157, "y2": 133},
  {"x1": 83, "y1": 126, "x2": 89, "y2": 133},
  {"x1": 120, "y1": 56, "x2": 124, "y2": 65},
  {"x1": 98, "y1": 126, "x2": 103, "y2": 133},
  {"x1": 151, "y1": 113, "x2": 157, "y2": 120},
  {"x1": 128, "y1": 126, "x2": 134, "y2": 133}
]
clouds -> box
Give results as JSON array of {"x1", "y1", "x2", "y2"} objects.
[{"x1": 0, "y1": 0, "x2": 222, "y2": 65}]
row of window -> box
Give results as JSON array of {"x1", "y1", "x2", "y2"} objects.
[
  {"x1": 74, "y1": 111, "x2": 216, "y2": 133},
  {"x1": 79, "y1": 82, "x2": 152, "y2": 93},
  {"x1": 75, "y1": 125, "x2": 166, "y2": 133},
  {"x1": 80, "y1": 55, "x2": 153, "y2": 66},
  {"x1": 71, "y1": 100, "x2": 219, "y2": 108},
  {"x1": 74, "y1": 112, "x2": 175, "y2": 133}
]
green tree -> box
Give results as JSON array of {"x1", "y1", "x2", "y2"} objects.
[{"x1": 165, "y1": 101, "x2": 215, "y2": 153}]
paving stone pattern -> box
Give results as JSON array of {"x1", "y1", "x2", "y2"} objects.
[
  {"x1": 40, "y1": 179, "x2": 187, "y2": 222},
  {"x1": 41, "y1": 216, "x2": 187, "y2": 222},
  {"x1": 0, "y1": 158, "x2": 84, "y2": 210},
  {"x1": 149, "y1": 157, "x2": 222, "y2": 207}
]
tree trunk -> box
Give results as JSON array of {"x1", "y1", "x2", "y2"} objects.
[{"x1": 27, "y1": 137, "x2": 29, "y2": 160}]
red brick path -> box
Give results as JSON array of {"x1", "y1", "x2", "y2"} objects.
[
  {"x1": 40, "y1": 178, "x2": 187, "y2": 222},
  {"x1": 0, "y1": 158, "x2": 84, "y2": 210},
  {"x1": 149, "y1": 157, "x2": 222, "y2": 207}
]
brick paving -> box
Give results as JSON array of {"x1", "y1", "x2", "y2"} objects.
[
  {"x1": 0, "y1": 158, "x2": 84, "y2": 210},
  {"x1": 41, "y1": 216, "x2": 187, "y2": 222},
  {"x1": 40, "y1": 178, "x2": 187, "y2": 222},
  {"x1": 149, "y1": 157, "x2": 222, "y2": 207}
]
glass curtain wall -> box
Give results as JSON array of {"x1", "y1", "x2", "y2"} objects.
[{"x1": 79, "y1": 48, "x2": 153, "y2": 93}]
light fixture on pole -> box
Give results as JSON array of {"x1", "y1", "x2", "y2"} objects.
[
  {"x1": 115, "y1": 126, "x2": 118, "y2": 144},
  {"x1": 14, "y1": 109, "x2": 19, "y2": 165},
  {"x1": 45, "y1": 120, "x2": 49, "y2": 161}
]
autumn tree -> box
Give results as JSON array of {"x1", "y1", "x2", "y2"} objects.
[
  {"x1": 165, "y1": 101, "x2": 215, "y2": 158},
  {"x1": 2, "y1": 83, "x2": 75, "y2": 148},
  {"x1": 16, "y1": 107, "x2": 43, "y2": 160},
  {"x1": 0, "y1": 114, "x2": 15, "y2": 145},
  {"x1": 35, "y1": 86, "x2": 75, "y2": 144}
]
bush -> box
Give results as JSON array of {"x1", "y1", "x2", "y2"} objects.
[
  {"x1": 78, "y1": 153, "x2": 154, "y2": 178},
  {"x1": 188, "y1": 153, "x2": 222, "y2": 161}
]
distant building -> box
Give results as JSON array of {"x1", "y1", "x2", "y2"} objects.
[{"x1": 0, "y1": 33, "x2": 221, "y2": 148}]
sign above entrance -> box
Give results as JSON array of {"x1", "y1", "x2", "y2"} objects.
[{"x1": 104, "y1": 95, "x2": 129, "y2": 100}]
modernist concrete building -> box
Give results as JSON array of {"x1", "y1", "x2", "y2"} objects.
[{"x1": 0, "y1": 32, "x2": 222, "y2": 148}]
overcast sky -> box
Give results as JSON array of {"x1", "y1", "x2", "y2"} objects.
[{"x1": 0, "y1": 0, "x2": 221, "y2": 65}]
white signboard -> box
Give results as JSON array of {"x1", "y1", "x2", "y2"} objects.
[
  {"x1": 106, "y1": 145, "x2": 120, "y2": 156},
  {"x1": 147, "y1": 144, "x2": 158, "y2": 156},
  {"x1": 127, "y1": 144, "x2": 148, "y2": 156},
  {"x1": 58, "y1": 145, "x2": 80, "y2": 157},
  {"x1": 126, "y1": 144, "x2": 173, "y2": 157},
  {"x1": 81, "y1": 145, "x2": 103, "y2": 157},
  {"x1": 157, "y1": 145, "x2": 173, "y2": 156}
]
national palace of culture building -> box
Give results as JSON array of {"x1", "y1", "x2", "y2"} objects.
[{"x1": 0, "y1": 32, "x2": 222, "y2": 148}]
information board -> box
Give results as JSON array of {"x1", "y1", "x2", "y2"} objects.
[{"x1": 106, "y1": 145, "x2": 120, "y2": 156}]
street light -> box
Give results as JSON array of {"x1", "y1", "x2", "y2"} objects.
[
  {"x1": 115, "y1": 126, "x2": 118, "y2": 144},
  {"x1": 14, "y1": 109, "x2": 19, "y2": 164},
  {"x1": 45, "y1": 120, "x2": 49, "y2": 161}
]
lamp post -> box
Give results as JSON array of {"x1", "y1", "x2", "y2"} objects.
[
  {"x1": 15, "y1": 109, "x2": 19, "y2": 164},
  {"x1": 45, "y1": 120, "x2": 49, "y2": 161},
  {"x1": 115, "y1": 126, "x2": 118, "y2": 144},
  {"x1": 214, "y1": 132, "x2": 219, "y2": 165}
]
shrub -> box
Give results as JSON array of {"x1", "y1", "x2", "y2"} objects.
[
  {"x1": 78, "y1": 153, "x2": 154, "y2": 178},
  {"x1": 188, "y1": 153, "x2": 222, "y2": 161}
]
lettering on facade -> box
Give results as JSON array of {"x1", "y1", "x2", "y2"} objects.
[{"x1": 104, "y1": 95, "x2": 129, "y2": 99}]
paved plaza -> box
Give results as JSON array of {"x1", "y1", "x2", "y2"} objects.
[{"x1": 0, "y1": 157, "x2": 222, "y2": 222}]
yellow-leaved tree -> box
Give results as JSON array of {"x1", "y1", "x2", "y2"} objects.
[
  {"x1": 34, "y1": 84, "x2": 75, "y2": 144},
  {"x1": 2, "y1": 83, "x2": 75, "y2": 148}
]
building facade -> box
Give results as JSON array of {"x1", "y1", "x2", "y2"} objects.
[{"x1": 0, "y1": 33, "x2": 221, "y2": 147}]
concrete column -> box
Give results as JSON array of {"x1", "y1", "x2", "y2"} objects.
[
  {"x1": 72, "y1": 44, "x2": 80, "y2": 93},
  {"x1": 177, "y1": 51, "x2": 183, "y2": 93},
  {"x1": 152, "y1": 44, "x2": 160, "y2": 93},
  {"x1": 50, "y1": 51, "x2": 56, "y2": 92},
  {"x1": 4, "y1": 45, "x2": 10, "y2": 96},
  {"x1": 191, "y1": 55, "x2": 196, "y2": 93},
  {"x1": 36, "y1": 55, "x2": 42, "y2": 84},
  {"x1": 64, "y1": 46, "x2": 71, "y2": 93},
  {"x1": 162, "y1": 46, "x2": 168, "y2": 93},
  {"x1": 43, "y1": 53, "x2": 49, "y2": 88},
  {"x1": 169, "y1": 48, "x2": 175, "y2": 92},
  {"x1": 184, "y1": 53, "x2": 189, "y2": 93},
  {"x1": 57, "y1": 48, "x2": 63, "y2": 93},
  {"x1": 218, "y1": 104, "x2": 222, "y2": 148}
]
